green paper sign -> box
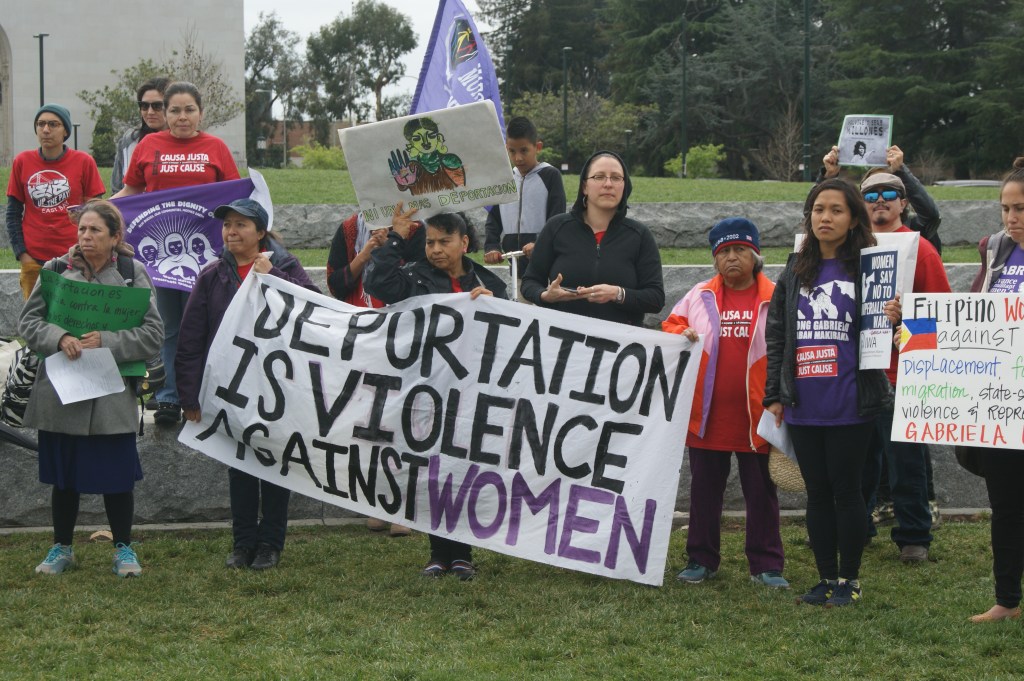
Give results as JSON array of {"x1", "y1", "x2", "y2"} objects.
[{"x1": 39, "y1": 268, "x2": 153, "y2": 376}]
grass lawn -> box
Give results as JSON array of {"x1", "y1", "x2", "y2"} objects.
[
  {"x1": 0, "y1": 167, "x2": 1002, "y2": 206},
  {"x1": 0, "y1": 520, "x2": 1018, "y2": 679}
]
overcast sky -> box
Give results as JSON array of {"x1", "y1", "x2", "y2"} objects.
[{"x1": 243, "y1": 0, "x2": 488, "y2": 99}]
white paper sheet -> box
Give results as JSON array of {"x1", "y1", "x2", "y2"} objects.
[
  {"x1": 45, "y1": 348, "x2": 126, "y2": 405},
  {"x1": 757, "y1": 410, "x2": 796, "y2": 462}
]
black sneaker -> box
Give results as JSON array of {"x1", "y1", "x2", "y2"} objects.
[
  {"x1": 450, "y1": 559, "x2": 476, "y2": 581},
  {"x1": 825, "y1": 579, "x2": 862, "y2": 608},
  {"x1": 798, "y1": 579, "x2": 836, "y2": 605},
  {"x1": 250, "y1": 544, "x2": 281, "y2": 570},
  {"x1": 144, "y1": 398, "x2": 159, "y2": 411},
  {"x1": 154, "y1": 402, "x2": 181, "y2": 425},
  {"x1": 225, "y1": 547, "x2": 256, "y2": 569},
  {"x1": 420, "y1": 561, "x2": 447, "y2": 578}
]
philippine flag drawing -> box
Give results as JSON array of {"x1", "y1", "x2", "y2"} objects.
[{"x1": 900, "y1": 318, "x2": 938, "y2": 352}]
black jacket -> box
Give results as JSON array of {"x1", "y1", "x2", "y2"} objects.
[
  {"x1": 364, "y1": 231, "x2": 508, "y2": 302},
  {"x1": 763, "y1": 253, "x2": 892, "y2": 416},
  {"x1": 519, "y1": 150, "x2": 663, "y2": 327}
]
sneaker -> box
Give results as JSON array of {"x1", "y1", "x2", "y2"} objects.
[
  {"x1": 154, "y1": 402, "x2": 181, "y2": 425},
  {"x1": 225, "y1": 546, "x2": 256, "y2": 569},
  {"x1": 389, "y1": 524, "x2": 412, "y2": 537},
  {"x1": 751, "y1": 571, "x2": 790, "y2": 589},
  {"x1": 825, "y1": 579, "x2": 862, "y2": 607},
  {"x1": 871, "y1": 501, "x2": 895, "y2": 525},
  {"x1": 112, "y1": 543, "x2": 142, "y2": 577},
  {"x1": 676, "y1": 561, "x2": 716, "y2": 584},
  {"x1": 900, "y1": 545, "x2": 929, "y2": 564},
  {"x1": 35, "y1": 543, "x2": 75, "y2": 575},
  {"x1": 144, "y1": 397, "x2": 159, "y2": 411},
  {"x1": 450, "y1": 559, "x2": 476, "y2": 581},
  {"x1": 250, "y1": 544, "x2": 281, "y2": 571},
  {"x1": 366, "y1": 517, "x2": 388, "y2": 532},
  {"x1": 420, "y1": 561, "x2": 447, "y2": 578},
  {"x1": 930, "y1": 501, "x2": 942, "y2": 528},
  {"x1": 798, "y1": 579, "x2": 836, "y2": 605}
]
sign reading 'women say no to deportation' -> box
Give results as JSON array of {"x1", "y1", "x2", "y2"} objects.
[
  {"x1": 893, "y1": 293, "x2": 1024, "y2": 450},
  {"x1": 180, "y1": 275, "x2": 701, "y2": 585}
]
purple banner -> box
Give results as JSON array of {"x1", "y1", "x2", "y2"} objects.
[
  {"x1": 410, "y1": 0, "x2": 505, "y2": 132},
  {"x1": 111, "y1": 179, "x2": 255, "y2": 292}
]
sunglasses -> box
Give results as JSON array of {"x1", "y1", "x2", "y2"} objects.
[
  {"x1": 138, "y1": 101, "x2": 165, "y2": 112},
  {"x1": 862, "y1": 189, "x2": 902, "y2": 202}
]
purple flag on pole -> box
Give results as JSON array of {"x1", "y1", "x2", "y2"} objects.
[
  {"x1": 410, "y1": 0, "x2": 505, "y2": 132},
  {"x1": 111, "y1": 178, "x2": 255, "y2": 292}
]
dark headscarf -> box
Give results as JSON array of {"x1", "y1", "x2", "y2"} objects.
[{"x1": 571, "y1": 150, "x2": 633, "y2": 222}]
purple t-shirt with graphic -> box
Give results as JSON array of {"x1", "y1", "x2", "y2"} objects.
[
  {"x1": 786, "y1": 259, "x2": 869, "y2": 426},
  {"x1": 990, "y1": 245, "x2": 1024, "y2": 293}
]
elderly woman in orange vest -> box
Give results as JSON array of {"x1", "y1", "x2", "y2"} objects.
[{"x1": 662, "y1": 218, "x2": 787, "y2": 588}]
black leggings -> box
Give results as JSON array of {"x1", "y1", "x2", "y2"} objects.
[
  {"x1": 982, "y1": 449, "x2": 1024, "y2": 609},
  {"x1": 52, "y1": 487, "x2": 134, "y2": 546},
  {"x1": 790, "y1": 421, "x2": 874, "y2": 581},
  {"x1": 428, "y1": 535, "x2": 473, "y2": 565}
]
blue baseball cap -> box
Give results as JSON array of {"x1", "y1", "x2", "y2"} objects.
[{"x1": 213, "y1": 199, "x2": 269, "y2": 232}]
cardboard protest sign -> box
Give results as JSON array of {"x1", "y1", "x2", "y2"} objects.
[
  {"x1": 111, "y1": 170, "x2": 272, "y2": 292},
  {"x1": 859, "y1": 245, "x2": 901, "y2": 369},
  {"x1": 892, "y1": 293, "x2": 1024, "y2": 450},
  {"x1": 837, "y1": 115, "x2": 892, "y2": 167},
  {"x1": 339, "y1": 101, "x2": 516, "y2": 227},
  {"x1": 179, "y1": 274, "x2": 701, "y2": 585},
  {"x1": 38, "y1": 268, "x2": 152, "y2": 376}
]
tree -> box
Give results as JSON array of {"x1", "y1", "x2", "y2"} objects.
[
  {"x1": 306, "y1": 0, "x2": 416, "y2": 123},
  {"x1": 245, "y1": 12, "x2": 304, "y2": 164},
  {"x1": 79, "y1": 26, "x2": 242, "y2": 165},
  {"x1": 825, "y1": 0, "x2": 1014, "y2": 178}
]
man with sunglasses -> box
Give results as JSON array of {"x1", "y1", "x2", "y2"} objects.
[
  {"x1": 859, "y1": 171, "x2": 950, "y2": 565},
  {"x1": 821, "y1": 144, "x2": 943, "y2": 252},
  {"x1": 5, "y1": 104, "x2": 105, "y2": 298}
]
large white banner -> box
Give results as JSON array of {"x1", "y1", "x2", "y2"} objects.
[
  {"x1": 339, "y1": 100, "x2": 516, "y2": 227},
  {"x1": 179, "y1": 274, "x2": 701, "y2": 585},
  {"x1": 892, "y1": 292, "x2": 1024, "y2": 450}
]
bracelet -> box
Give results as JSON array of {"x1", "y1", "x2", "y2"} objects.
[{"x1": 616, "y1": 286, "x2": 625, "y2": 304}]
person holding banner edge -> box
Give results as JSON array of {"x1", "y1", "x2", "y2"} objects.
[
  {"x1": 663, "y1": 217, "x2": 788, "y2": 589},
  {"x1": 20, "y1": 199, "x2": 163, "y2": 577},
  {"x1": 520, "y1": 150, "x2": 664, "y2": 326},
  {"x1": 112, "y1": 81, "x2": 241, "y2": 427},
  {"x1": 176, "y1": 198, "x2": 320, "y2": 571},
  {"x1": 964, "y1": 158, "x2": 1024, "y2": 622},
  {"x1": 364, "y1": 203, "x2": 507, "y2": 581},
  {"x1": 764, "y1": 179, "x2": 894, "y2": 607}
]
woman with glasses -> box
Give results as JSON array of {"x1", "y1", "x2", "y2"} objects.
[
  {"x1": 521, "y1": 150, "x2": 664, "y2": 326},
  {"x1": 110, "y1": 77, "x2": 170, "y2": 193},
  {"x1": 112, "y1": 81, "x2": 240, "y2": 426}
]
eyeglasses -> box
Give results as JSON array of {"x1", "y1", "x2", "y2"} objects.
[
  {"x1": 587, "y1": 174, "x2": 625, "y2": 185},
  {"x1": 138, "y1": 101, "x2": 165, "y2": 112},
  {"x1": 35, "y1": 120, "x2": 63, "y2": 130},
  {"x1": 862, "y1": 189, "x2": 902, "y2": 203}
]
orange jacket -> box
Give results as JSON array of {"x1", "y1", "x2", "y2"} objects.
[{"x1": 662, "y1": 272, "x2": 775, "y2": 451}]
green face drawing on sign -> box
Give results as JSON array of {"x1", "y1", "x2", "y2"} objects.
[{"x1": 387, "y1": 116, "x2": 467, "y2": 197}]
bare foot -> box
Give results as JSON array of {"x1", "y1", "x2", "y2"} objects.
[{"x1": 969, "y1": 605, "x2": 1022, "y2": 623}]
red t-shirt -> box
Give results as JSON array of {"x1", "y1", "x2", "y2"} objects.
[
  {"x1": 237, "y1": 262, "x2": 255, "y2": 282},
  {"x1": 594, "y1": 230, "x2": 606, "y2": 244},
  {"x1": 450, "y1": 277, "x2": 464, "y2": 293},
  {"x1": 687, "y1": 283, "x2": 766, "y2": 452},
  {"x1": 6, "y1": 148, "x2": 105, "y2": 260},
  {"x1": 122, "y1": 131, "x2": 240, "y2": 192}
]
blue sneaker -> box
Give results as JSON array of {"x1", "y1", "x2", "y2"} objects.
[
  {"x1": 35, "y1": 543, "x2": 75, "y2": 575},
  {"x1": 798, "y1": 579, "x2": 836, "y2": 605},
  {"x1": 751, "y1": 571, "x2": 790, "y2": 589},
  {"x1": 676, "y1": 561, "x2": 716, "y2": 584},
  {"x1": 113, "y1": 543, "x2": 142, "y2": 578}
]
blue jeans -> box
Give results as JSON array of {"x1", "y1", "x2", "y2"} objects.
[
  {"x1": 874, "y1": 407, "x2": 932, "y2": 548},
  {"x1": 228, "y1": 468, "x2": 290, "y2": 551},
  {"x1": 154, "y1": 287, "x2": 190, "y2": 404}
]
